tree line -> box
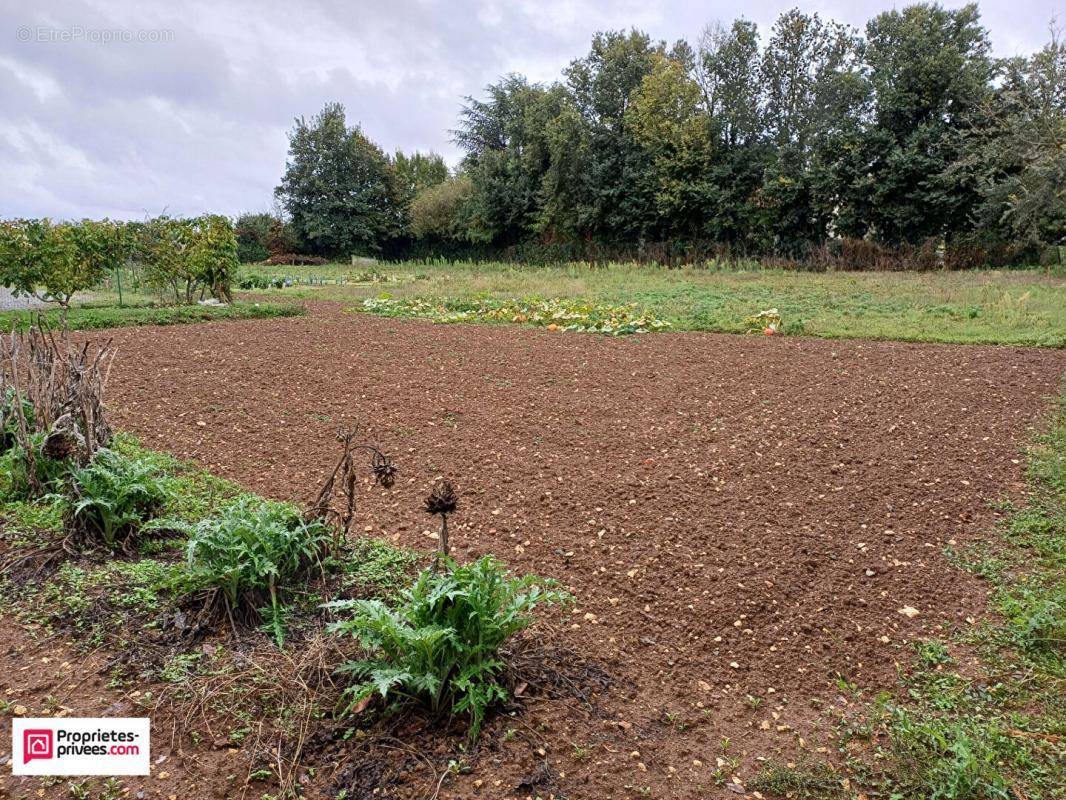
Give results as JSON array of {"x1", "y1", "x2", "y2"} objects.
[{"x1": 263, "y1": 3, "x2": 1064, "y2": 269}]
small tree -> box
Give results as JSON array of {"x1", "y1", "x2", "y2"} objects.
[
  {"x1": 134, "y1": 215, "x2": 236, "y2": 304},
  {"x1": 0, "y1": 219, "x2": 122, "y2": 310},
  {"x1": 136, "y1": 215, "x2": 195, "y2": 304},
  {"x1": 188, "y1": 215, "x2": 238, "y2": 302}
]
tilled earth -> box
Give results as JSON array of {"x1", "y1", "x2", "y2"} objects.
[{"x1": 6, "y1": 301, "x2": 1064, "y2": 799}]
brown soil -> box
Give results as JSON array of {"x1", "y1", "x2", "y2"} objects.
[{"x1": 3, "y1": 301, "x2": 1064, "y2": 799}]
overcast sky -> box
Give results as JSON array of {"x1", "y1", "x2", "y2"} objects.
[{"x1": 0, "y1": 0, "x2": 1060, "y2": 220}]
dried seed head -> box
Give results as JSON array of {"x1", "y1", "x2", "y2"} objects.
[
  {"x1": 372, "y1": 453, "x2": 398, "y2": 489},
  {"x1": 424, "y1": 480, "x2": 458, "y2": 516},
  {"x1": 42, "y1": 429, "x2": 78, "y2": 461}
]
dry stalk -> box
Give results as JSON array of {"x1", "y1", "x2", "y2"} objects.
[
  {"x1": 0, "y1": 317, "x2": 114, "y2": 494},
  {"x1": 306, "y1": 429, "x2": 397, "y2": 549}
]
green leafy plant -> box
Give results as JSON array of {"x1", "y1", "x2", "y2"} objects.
[
  {"x1": 183, "y1": 496, "x2": 332, "y2": 645},
  {"x1": 66, "y1": 448, "x2": 171, "y2": 550},
  {"x1": 0, "y1": 426, "x2": 79, "y2": 502},
  {"x1": 328, "y1": 555, "x2": 568, "y2": 739}
]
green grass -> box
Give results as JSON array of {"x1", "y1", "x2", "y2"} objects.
[
  {"x1": 235, "y1": 260, "x2": 1066, "y2": 347},
  {"x1": 0, "y1": 299, "x2": 303, "y2": 332},
  {"x1": 801, "y1": 391, "x2": 1066, "y2": 800}
]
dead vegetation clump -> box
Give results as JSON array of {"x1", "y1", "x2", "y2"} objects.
[{"x1": 0, "y1": 319, "x2": 114, "y2": 495}]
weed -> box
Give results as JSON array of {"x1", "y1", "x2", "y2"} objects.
[
  {"x1": 0, "y1": 433, "x2": 69, "y2": 500},
  {"x1": 749, "y1": 762, "x2": 842, "y2": 797},
  {"x1": 914, "y1": 640, "x2": 954, "y2": 668},
  {"x1": 341, "y1": 538, "x2": 420, "y2": 598},
  {"x1": 161, "y1": 651, "x2": 205, "y2": 683}
]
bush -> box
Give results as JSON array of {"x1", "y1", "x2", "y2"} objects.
[
  {"x1": 183, "y1": 497, "x2": 332, "y2": 644},
  {"x1": 328, "y1": 556, "x2": 568, "y2": 739},
  {"x1": 67, "y1": 448, "x2": 171, "y2": 550}
]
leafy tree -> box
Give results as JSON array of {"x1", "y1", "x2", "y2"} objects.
[
  {"x1": 409, "y1": 176, "x2": 477, "y2": 241},
  {"x1": 456, "y1": 76, "x2": 567, "y2": 244},
  {"x1": 697, "y1": 20, "x2": 763, "y2": 148},
  {"x1": 136, "y1": 216, "x2": 195, "y2": 303},
  {"x1": 963, "y1": 25, "x2": 1066, "y2": 250},
  {"x1": 275, "y1": 103, "x2": 402, "y2": 256},
  {"x1": 0, "y1": 218, "x2": 123, "y2": 309},
  {"x1": 395, "y1": 5, "x2": 1060, "y2": 266},
  {"x1": 188, "y1": 215, "x2": 238, "y2": 303},
  {"x1": 862, "y1": 2, "x2": 994, "y2": 243},
  {"x1": 392, "y1": 151, "x2": 449, "y2": 202},
  {"x1": 626, "y1": 53, "x2": 715, "y2": 240},
  {"x1": 134, "y1": 215, "x2": 235, "y2": 304},
  {"x1": 544, "y1": 30, "x2": 668, "y2": 243},
  {"x1": 757, "y1": 10, "x2": 867, "y2": 253}
]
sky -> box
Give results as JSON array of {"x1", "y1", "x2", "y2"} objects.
[{"x1": 0, "y1": 0, "x2": 1061, "y2": 220}]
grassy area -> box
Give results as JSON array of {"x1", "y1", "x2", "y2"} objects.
[
  {"x1": 762, "y1": 391, "x2": 1065, "y2": 799},
  {"x1": 238, "y1": 260, "x2": 1066, "y2": 347},
  {"x1": 0, "y1": 299, "x2": 303, "y2": 331},
  {"x1": 0, "y1": 434, "x2": 417, "y2": 645}
]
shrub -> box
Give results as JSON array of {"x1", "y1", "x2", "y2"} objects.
[
  {"x1": 66, "y1": 448, "x2": 171, "y2": 550},
  {"x1": 328, "y1": 556, "x2": 568, "y2": 739},
  {"x1": 183, "y1": 496, "x2": 332, "y2": 645}
]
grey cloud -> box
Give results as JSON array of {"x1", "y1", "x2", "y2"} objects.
[{"x1": 0, "y1": 0, "x2": 1059, "y2": 219}]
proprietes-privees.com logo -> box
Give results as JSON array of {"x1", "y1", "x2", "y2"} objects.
[{"x1": 12, "y1": 718, "x2": 150, "y2": 776}]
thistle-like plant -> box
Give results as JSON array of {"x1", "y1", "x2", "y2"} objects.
[
  {"x1": 67, "y1": 448, "x2": 170, "y2": 550},
  {"x1": 328, "y1": 556, "x2": 568, "y2": 740},
  {"x1": 184, "y1": 496, "x2": 332, "y2": 645}
]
